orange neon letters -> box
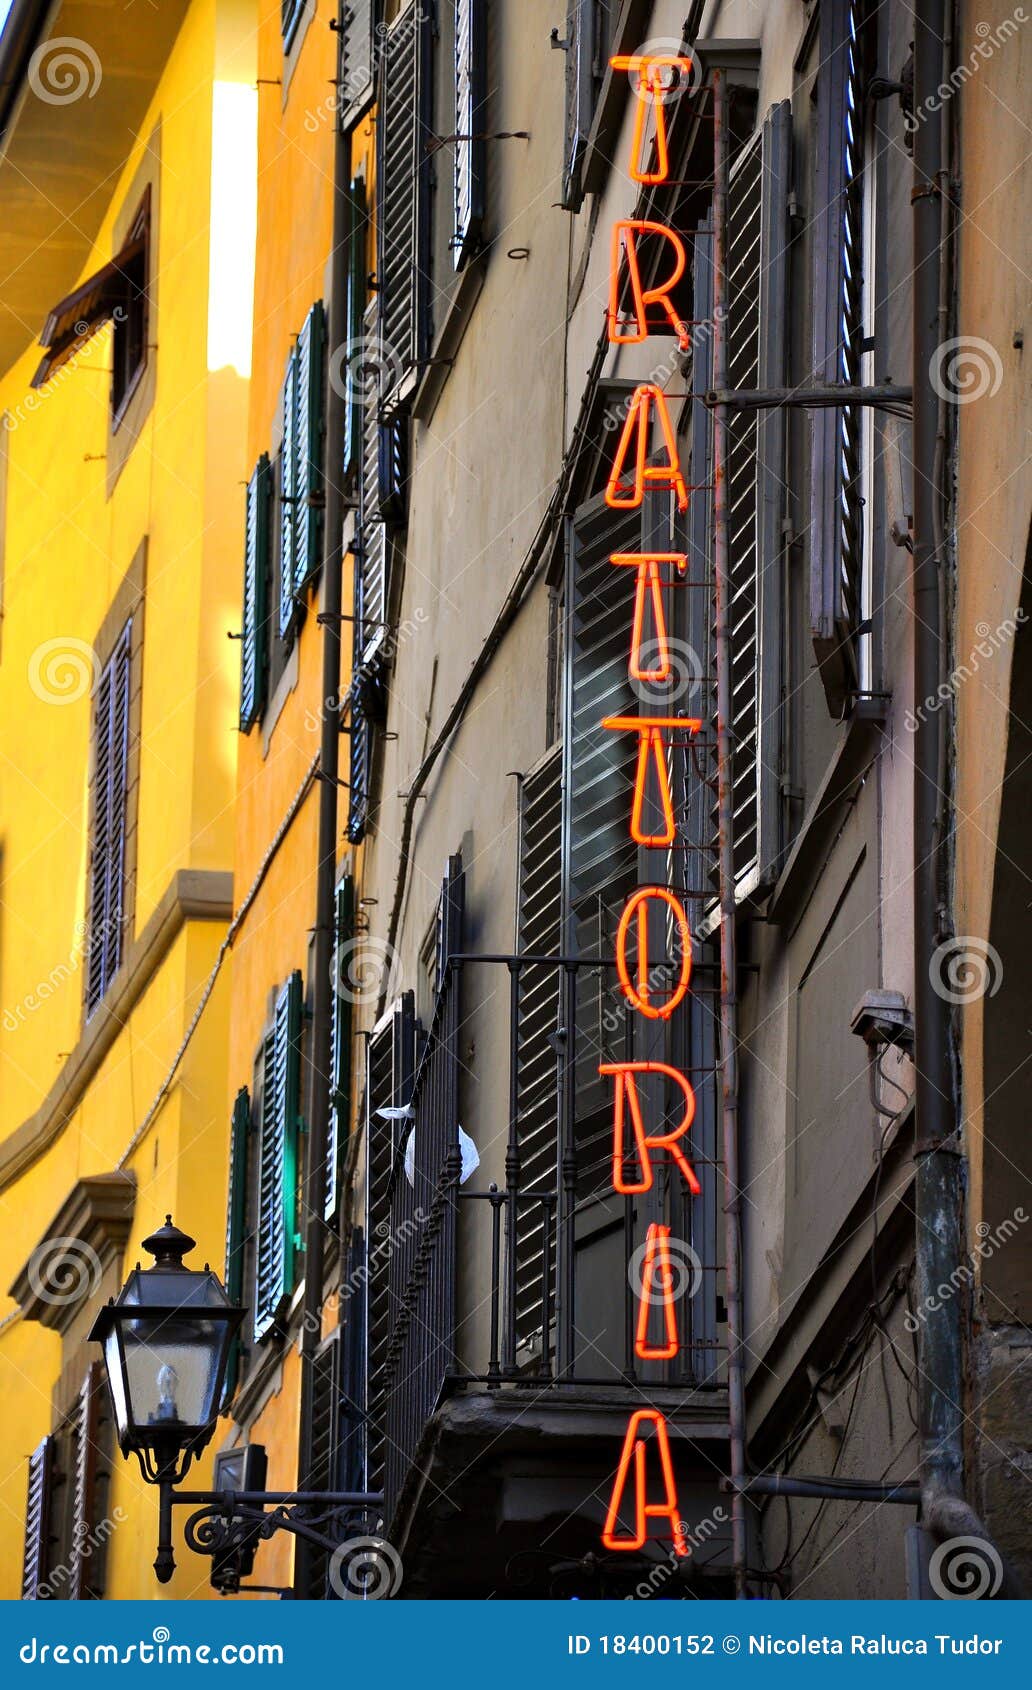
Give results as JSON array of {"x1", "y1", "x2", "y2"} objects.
[
  {"x1": 602, "y1": 1409, "x2": 689, "y2": 1556},
  {"x1": 610, "y1": 55, "x2": 694, "y2": 183},
  {"x1": 602, "y1": 716, "x2": 700, "y2": 847},
  {"x1": 610, "y1": 553, "x2": 687, "y2": 682},
  {"x1": 614, "y1": 886, "x2": 692, "y2": 1019},
  {"x1": 605, "y1": 385, "x2": 689, "y2": 512},
  {"x1": 635, "y1": 1223, "x2": 680, "y2": 1360},
  {"x1": 608, "y1": 221, "x2": 690, "y2": 350},
  {"x1": 600, "y1": 1060, "x2": 701, "y2": 1196}
]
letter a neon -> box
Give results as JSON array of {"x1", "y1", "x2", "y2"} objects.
[
  {"x1": 605, "y1": 386, "x2": 688, "y2": 512},
  {"x1": 602, "y1": 1410, "x2": 689, "y2": 1556}
]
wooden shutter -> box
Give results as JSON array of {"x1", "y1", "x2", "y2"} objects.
[
  {"x1": 337, "y1": 0, "x2": 377, "y2": 131},
  {"x1": 254, "y1": 972, "x2": 304, "y2": 1341},
  {"x1": 376, "y1": 1, "x2": 432, "y2": 409},
  {"x1": 67, "y1": 1364, "x2": 102, "y2": 1600},
  {"x1": 356, "y1": 297, "x2": 388, "y2": 665},
  {"x1": 86, "y1": 620, "x2": 132, "y2": 1016},
  {"x1": 561, "y1": 0, "x2": 595, "y2": 209},
  {"x1": 343, "y1": 177, "x2": 368, "y2": 481},
  {"x1": 240, "y1": 455, "x2": 271, "y2": 733},
  {"x1": 721, "y1": 104, "x2": 790, "y2": 902},
  {"x1": 453, "y1": 0, "x2": 486, "y2": 269},
  {"x1": 515, "y1": 745, "x2": 562, "y2": 1351},
  {"x1": 21, "y1": 1435, "x2": 55, "y2": 1600},
  {"x1": 278, "y1": 349, "x2": 299, "y2": 638},
  {"x1": 327, "y1": 877, "x2": 355, "y2": 1219},
  {"x1": 295, "y1": 300, "x2": 327, "y2": 592},
  {"x1": 305, "y1": 1329, "x2": 342, "y2": 1596},
  {"x1": 809, "y1": 0, "x2": 868, "y2": 706},
  {"x1": 282, "y1": 0, "x2": 305, "y2": 51},
  {"x1": 365, "y1": 994, "x2": 417, "y2": 1492},
  {"x1": 377, "y1": 413, "x2": 408, "y2": 525},
  {"x1": 224, "y1": 1086, "x2": 251, "y2": 1396}
]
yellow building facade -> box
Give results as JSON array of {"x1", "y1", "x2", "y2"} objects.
[{"x1": 0, "y1": 0, "x2": 256, "y2": 1600}]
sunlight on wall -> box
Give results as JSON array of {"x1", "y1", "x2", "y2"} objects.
[{"x1": 207, "y1": 80, "x2": 257, "y2": 378}]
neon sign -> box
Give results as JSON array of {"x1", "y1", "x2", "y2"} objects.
[{"x1": 598, "y1": 49, "x2": 701, "y2": 1559}]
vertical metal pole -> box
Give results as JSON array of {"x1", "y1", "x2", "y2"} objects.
[{"x1": 711, "y1": 68, "x2": 748, "y2": 1598}]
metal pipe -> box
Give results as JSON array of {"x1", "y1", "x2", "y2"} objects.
[
  {"x1": 296, "y1": 65, "x2": 351, "y2": 1593},
  {"x1": 710, "y1": 67, "x2": 748, "y2": 1599},
  {"x1": 911, "y1": 0, "x2": 965, "y2": 1508},
  {"x1": 705, "y1": 383, "x2": 912, "y2": 411},
  {"x1": 723, "y1": 1475, "x2": 921, "y2": 1506}
]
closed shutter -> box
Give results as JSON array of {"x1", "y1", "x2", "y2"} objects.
[
  {"x1": 239, "y1": 455, "x2": 271, "y2": 732},
  {"x1": 376, "y1": 1, "x2": 432, "y2": 409},
  {"x1": 356, "y1": 298, "x2": 388, "y2": 665},
  {"x1": 67, "y1": 1365, "x2": 102, "y2": 1600},
  {"x1": 810, "y1": 0, "x2": 868, "y2": 706},
  {"x1": 562, "y1": 0, "x2": 595, "y2": 209},
  {"x1": 720, "y1": 103, "x2": 790, "y2": 901},
  {"x1": 305, "y1": 1329, "x2": 342, "y2": 1596},
  {"x1": 515, "y1": 745, "x2": 562, "y2": 1351},
  {"x1": 295, "y1": 300, "x2": 327, "y2": 592},
  {"x1": 278, "y1": 349, "x2": 299, "y2": 637},
  {"x1": 254, "y1": 971, "x2": 304, "y2": 1342},
  {"x1": 453, "y1": 0, "x2": 486, "y2": 269},
  {"x1": 327, "y1": 877, "x2": 355, "y2": 1219},
  {"x1": 21, "y1": 1435, "x2": 55, "y2": 1600},
  {"x1": 337, "y1": 0, "x2": 377, "y2": 131},
  {"x1": 365, "y1": 994, "x2": 416, "y2": 1493},
  {"x1": 343, "y1": 177, "x2": 368, "y2": 481},
  {"x1": 86, "y1": 620, "x2": 132, "y2": 1016}
]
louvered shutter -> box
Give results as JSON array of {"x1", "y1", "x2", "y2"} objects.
[
  {"x1": 305, "y1": 1329, "x2": 342, "y2": 1596},
  {"x1": 562, "y1": 0, "x2": 595, "y2": 210},
  {"x1": 327, "y1": 877, "x2": 355, "y2": 1219},
  {"x1": 365, "y1": 994, "x2": 416, "y2": 1493},
  {"x1": 376, "y1": 2, "x2": 432, "y2": 409},
  {"x1": 67, "y1": 1364, "x2": 101, "y2": 1600},
  {"x1": 337, "y1": 0, "x2": 377, "y2": 131},
  {"x1": 343, "y1": 177, "x2": 368, "y2": 481},
  {"x1": 453, "y1": 0, "x2": 486, "y2": 269},
  {"x1": 337, "y1": 1228, "x2": 367, "y2": 1494},
  {"x1": 515, "y1": 745, "x2": 562, "y2": 1352},
  {"x1": 224, "y1": 1086, "x2": 251, "y2": 1396},
  {"x1": 21, "y1": 1436, "x2": 55, "y2": 1600},
  {"x1": 810, "y1": 0, "x2": 867, "y2": 705},
  {"x1": 295, "y1": 300, "x2": 327, "y2": 593},
  {"x1": 240, "y1": 455, "x2": 271, "y2": 732},
  {"x1": 356, "y1": 297, "x2": 387, "y2": 664},
  {"x1": 278, "y1": 349, "x2": 299, "y2": 638},
  {"x1": 254, "y1": 971, "x2": 304, "y2": 1341},
  {"x1": 720, "y1": 105, "x2": 790, "y2": 902},
  {"x1": 377, "y1": 414, "x2": 407, "y2": 525},
  {"x1": 282, "y1": 0, "x2": 305, "y2": 51},
  {"x1": 86, "y1": 621, "x2": 132, "y2": 1016}
]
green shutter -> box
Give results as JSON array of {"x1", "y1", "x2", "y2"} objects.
[
  {"x1": 278, "y1": 348, "x2": 299, "y2": 638},
  {"x1": 343, "y1": 179, "x2": 368, "y2": 481},
  {"x1": 295, "y1": 299, "x2": 327, "y2": 592},
  {"x1": 240, "y1": 456, "x2": 271, "y2": 732},
  {"x1": 254, "y1": 971, "x2": 304, "y2": 1340},
  {"x1": 326, "y1": 876, "x2": 355, "y2": 1219},
  {"x1": 224, "y1": 1086, "x2": 251, "y2": 1394}
]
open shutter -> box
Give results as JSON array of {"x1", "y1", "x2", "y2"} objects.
[
  {"x1": 343, "y1": 178, "x2": 368, "y2": 481},
  {"x1": 240, "y1": 455, "x2": 271, "y2": 732},
  {"x1": 338, "y1": 1228, "x2": 368, "y2": 1494},
  {"x1": 327, "y1": 877, "x2": 355, "y2": 1218},
  {"x1": 453, "y1": 0, "x2": 486, "y2": 269},
  {"x1": 721, "y1": 104, "x2": 790, "y2": 903},
  {"x1": 86, "y1": 621, "x2": 132, "y2": 1016},
  {"x1": 356, "y1": 297, "x2": 388, "y2": 664},
  {"x1": 21, "y1": 1435, "x2": 55, "y2": 1600},
  {"x1": 810, "y1": 0, "x2": 868, "y2": 706},
  {"x1": 224, "y1": 1086, "x2": 251, "y2": 1395},
  {"x1": 515, "y1": 745, "x2": 562, "y2": 1353},
  {"x1": 254, "y1": 972, "x2": 304, "y2": 1341},
  {"x1": 337, "y1": 0, "x2": 377, "y2": 131},
  {"x1": 377, "y1": 414, "x2": 408, "y2": 525},
  {"x1": 67, "y1": 1365, "x2": 102, "y2": 1600},
  {"x1": 278, "y1": 349, "x2": 299, "y2": 637},
  {"x1": 561, "y1": 0, "x2": 595, "y2": 209},
  {"x1": 295, "y1": 300, "x2": 327, "y2": 592},
  {"x1": 376, "y1": 1, "x2": 432, "y2": 410},
  {"x1": 365, "y1": 993, "x2": 416, "y2": 1493}
]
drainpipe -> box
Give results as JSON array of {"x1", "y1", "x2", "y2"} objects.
[
  {"x1": 910, "y1": 0, "x2": 965, "y2": 1517},
  {"x1": 295, "y1": 59, "x2": 351, "y2": 1596}
]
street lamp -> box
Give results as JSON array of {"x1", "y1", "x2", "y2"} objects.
[{"x1": 91, "y1": 1217, "x2": 382, "y2": 1588}]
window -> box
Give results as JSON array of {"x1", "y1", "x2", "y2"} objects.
[
  {"x1": 277, "y1": 301, "x2": 327, "y2": 641},
  {"x1": 239, "y1": 455, "x2": 271, "y2": 732},
  {"x1": 376, "y1": 1, "x2": 433, "y2": 412},
  {"x1": 809, "y1": 0, "x2": 875, "y2": 709},
  {"x1": 85, "y1": 620, "x2": 133, "y2": 1017},
  {"x1": 20, "y1": 1365, "x2": 111, "y2": 1600},
  {"x1": 253, "y1": 971, "x2": 305, "y2": 1342},
  {"x1": 561, "y1": 0, "x2": 617, "y2": 209},
  {"x1": 31, "y1": 191, "x2": 151, "y2": 407}
]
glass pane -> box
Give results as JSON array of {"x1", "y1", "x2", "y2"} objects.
[{"x1": 122, "y1": 1316, "x2": 223, "y2": 1431}]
